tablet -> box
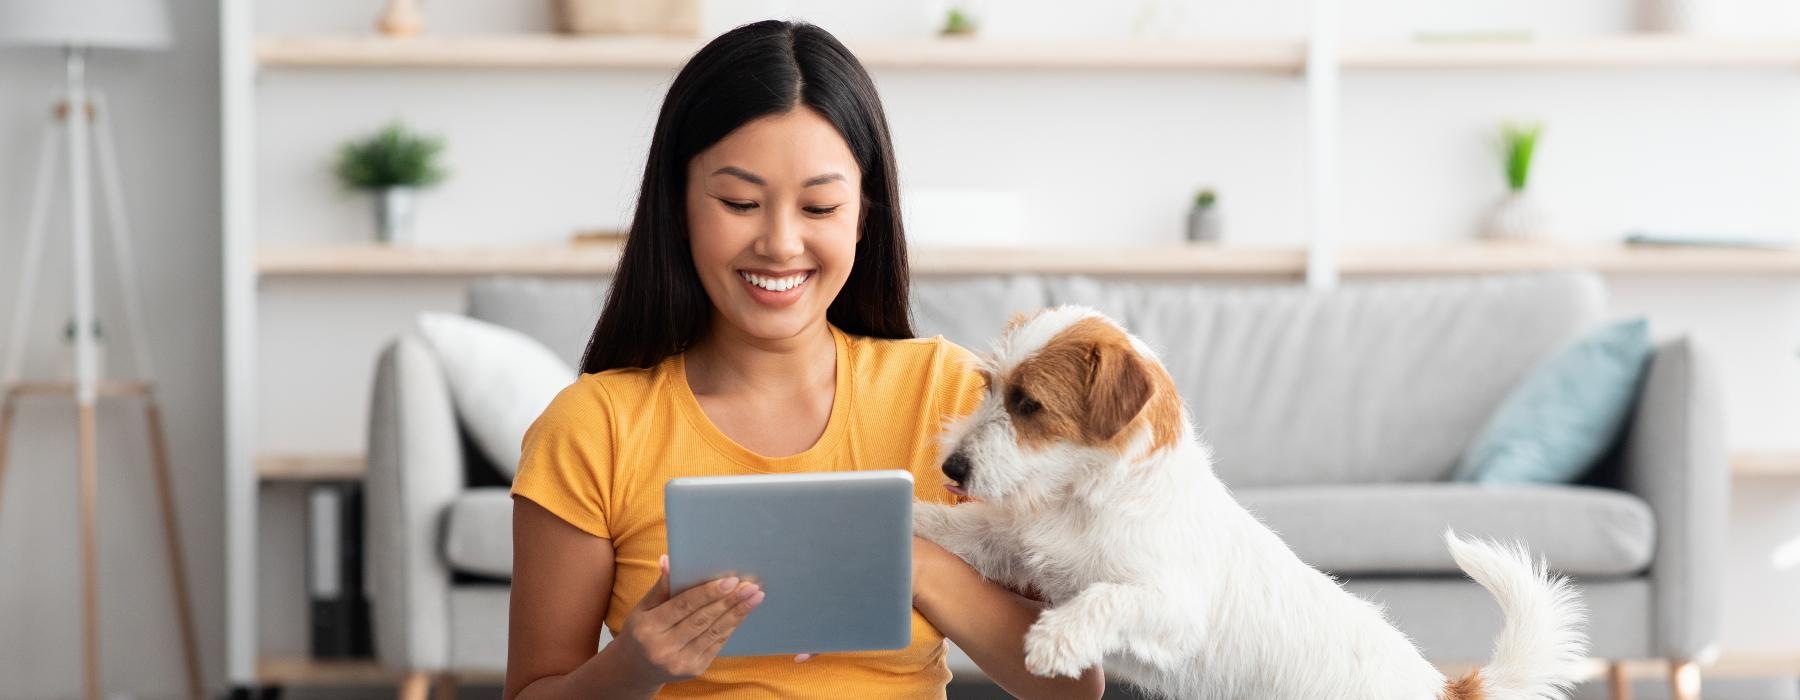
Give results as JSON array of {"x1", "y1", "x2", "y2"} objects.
[{"x1": 664, "y1": 470, "x2": 914, "y2": 657}]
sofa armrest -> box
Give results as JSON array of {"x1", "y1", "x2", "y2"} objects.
[
  {"x1": 366, "y1": 334, "x2": 465, "y2": 671},
  {"x1": 1619, "y1": 336, "x2": 1729, "y2": 660}
]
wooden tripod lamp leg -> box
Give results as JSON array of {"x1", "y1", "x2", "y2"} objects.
[
  {"x1": 78, "y1": 401, "x2": 101, "y2": 700},
  {"x1": 0, "y1": 389, "x2": 16, "y2": 517},
  {"x1": 145, "y1": 398, "x2": 205, "y2": 700}
]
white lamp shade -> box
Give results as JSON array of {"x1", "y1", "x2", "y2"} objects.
[{"x1": 0, "y1": 0, "x2": 171, "y2": 50}]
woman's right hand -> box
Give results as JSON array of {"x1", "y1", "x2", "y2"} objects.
[{"x1": 614, "y1": 555, "x2": 765, "y2": 687}]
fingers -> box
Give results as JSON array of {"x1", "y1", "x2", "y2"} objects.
[
  {"x1": 634, "y1": 555, "x2": 673, "y2": 612},
  {"x1": 684, "y1": 583, "x2": 764, "y2": 658},
  {"x1": 651, "y1": 573, "x2": 753, "y2": 634}
]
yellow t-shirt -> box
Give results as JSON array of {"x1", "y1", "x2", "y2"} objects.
[{"x1": 511, "y1": 324, "x2": 986, "y2": 699}]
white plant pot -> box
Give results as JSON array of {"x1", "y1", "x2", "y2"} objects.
[
  {"x1": 1480, "y1": 191, "x2": 1551, "y2": 242},
  {"x1": 374, "y1": 186, "x2": 418, "y2": 245},
  {"x1": 1642, "y1": 0, "x2": 1732, "y2": 34}
]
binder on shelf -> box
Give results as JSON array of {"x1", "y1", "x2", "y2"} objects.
[{"x1": 308, "y1": 482, "x2": 372, "y2": 658}]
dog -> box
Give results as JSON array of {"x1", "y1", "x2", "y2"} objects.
[{"x1": 914, "y1": 306, "x2": 1588, "y2": 700}]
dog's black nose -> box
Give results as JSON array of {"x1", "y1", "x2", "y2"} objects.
[{"x1": 942, "y1": 451, "x2": 972, "y2": 484}]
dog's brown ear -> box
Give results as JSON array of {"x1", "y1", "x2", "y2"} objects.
[{"x1": 1083, "y1": 340, "x2": 1153, "y2": 442}]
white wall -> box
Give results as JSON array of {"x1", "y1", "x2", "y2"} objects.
[{"x1": 0, "y1": 0, "x2": 223, "y2": 697}]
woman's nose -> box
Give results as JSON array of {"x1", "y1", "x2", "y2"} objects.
[{"x1": 754, "y1": 211, "x2": 805, "y2": 261}]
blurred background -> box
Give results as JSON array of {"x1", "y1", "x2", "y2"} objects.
[{"x1": 2, "y1": 0, "x2": 1800, "y2": 698}]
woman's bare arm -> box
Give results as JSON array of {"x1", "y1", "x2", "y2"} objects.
[
  {"x1": 505, "y1": 496, "x2": 761, "y2": 699},
  {"x1": 912, "y1": 538, "x2": 1106, "y2": 699}
]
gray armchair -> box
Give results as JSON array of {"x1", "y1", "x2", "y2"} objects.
[{"x1": 364, "y1": 272, "x2": 1727, "y2": 697}]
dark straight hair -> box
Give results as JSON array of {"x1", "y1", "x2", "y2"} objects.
[{"x1": 578, "y1": 20, "x2": 914, "y2": 374}]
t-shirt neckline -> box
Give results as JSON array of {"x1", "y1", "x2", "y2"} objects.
[{"x1": 668, "y1": 323, "x2": 853, "y2": 472}]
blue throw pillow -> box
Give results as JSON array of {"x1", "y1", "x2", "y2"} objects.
[{"x1": 1454, "y1": 317, "x2": 1653, "y2": 484}]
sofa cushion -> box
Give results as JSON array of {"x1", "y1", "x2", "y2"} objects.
[
  {"x1": 1236, "y1": 483, "x2": 1654, "y2": 578},
  {"x1": 1044, "y1": 272, "x2": 1605, "y2": 487},
  {"x1": 443, "y1": 488, "x2": 514, "y2": 579},
  {"x1": 466, "y1": 276, "x2": 611, "y2": 370}
]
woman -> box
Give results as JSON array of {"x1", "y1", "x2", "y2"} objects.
[{"x1": 504, "y1": 20, "x2": 1105, "y2": 700}]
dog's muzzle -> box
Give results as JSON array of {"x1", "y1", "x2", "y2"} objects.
[{"x1": 942, "y1": 450, "x2": 972, "y2": 486}]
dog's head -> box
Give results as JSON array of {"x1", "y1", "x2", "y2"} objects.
[{"x1": 940, "y1": 306, "x2": 1183, "y2": 505}]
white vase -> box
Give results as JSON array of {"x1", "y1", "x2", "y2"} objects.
[
  {"x1": 1642, "y1": 0, "x2": 1731, "y2": 33},
  {"x1": 1479, "y1": 191, "x2": 1551, "y2": 241},
  {"x1": 374, "y1": 186, "x2": 418, "y2": 245}
]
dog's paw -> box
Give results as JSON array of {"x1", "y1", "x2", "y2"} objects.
[
  {"x1": 1023, "y1": 612, "x2": 1099, "y2": 679},
  {"x1": 912, "y1": 502, "x2": 954, "y2": 541}
]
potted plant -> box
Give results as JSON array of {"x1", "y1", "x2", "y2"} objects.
[
  {"x1": 335, "y1": 121, "x2": 447, "y2": 245},
  {"x1": 1479, "y1": 121, "x2": 1550, "y2": 242},
  {"x1": 940, "y1": 4, "x2": 979, "y2": 37},
  {"x1": 1187, "y1": 187, "x2": 1223, "y2": 242}
]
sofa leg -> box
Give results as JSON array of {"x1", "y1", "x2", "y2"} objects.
[
  {"x1": 1670, "y1": 659, "x2": 1701, "y2": 700},
  {"x1": 398, "y1": 672, "x2": 429, "y2": 700},
  {"x1": 432, "y1": 673, "x2": 459, "y2": 700},
  {"x1": 1608, "y1": 661, "x2": 1631, "y2": 700}
]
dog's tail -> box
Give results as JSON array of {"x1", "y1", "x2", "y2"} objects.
[{"x1": 1439, "y1": 529, "x2": 1589, "y2": 700}]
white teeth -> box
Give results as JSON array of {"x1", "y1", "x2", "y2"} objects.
[{"x1": 740, "y1": 271, "x2": 808, "y2": 292}]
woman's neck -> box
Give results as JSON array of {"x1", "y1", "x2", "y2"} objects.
[{"x1": 684, "y1": 318, "x2": 837, "y2": 398}]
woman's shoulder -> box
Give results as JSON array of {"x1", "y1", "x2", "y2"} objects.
[
  {"x1": 845, "y1": 332, "x2": 980, "y2": 378},
  {"x1": 540, "y1": 363, "x2": 667, "y2": 420}
]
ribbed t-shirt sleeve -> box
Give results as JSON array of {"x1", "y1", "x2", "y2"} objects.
[
  {"x1": 935, "y1": 340, "x2": 988, "y2": 422},
  {"x1": 510, "y1": 378, "x2": 615, "y2": 540}
]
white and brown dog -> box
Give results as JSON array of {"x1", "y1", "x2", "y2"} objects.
[{"x1": 914, "y1": 306, "x2": 1588, "y2": 700}]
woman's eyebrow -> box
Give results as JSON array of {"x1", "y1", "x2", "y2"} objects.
[{"x1": 710, "y1": 166, "x2": 845, "y2": 188}]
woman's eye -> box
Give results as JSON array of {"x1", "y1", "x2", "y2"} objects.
[
  {"x1": 721, "y1": 199, "x2": 757, "y2": 212},
  {"x1": 805, "y1": 206, "x2": 840, "y2": 216}
]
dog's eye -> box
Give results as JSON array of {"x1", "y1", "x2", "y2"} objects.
[{"x1": 1008, "y1": 388, "x2": 1042, "y2": 416}]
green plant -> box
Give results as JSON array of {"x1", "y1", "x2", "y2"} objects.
[
  {"x1": 942, "y1": 7, "x2": 976, "y2": 35},
  {"x1": 335, "y1": 121, "x2": 448, "y2": 190},
  {"x1": 1194, "y1": 188, "x2": 1217, "y2": 208},
  {"x1": 1499, "y1": 121, "x2": 1542, "y2": 192}
]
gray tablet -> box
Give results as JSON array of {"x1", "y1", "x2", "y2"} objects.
[{"x1": 664, "y1": 470, "x2": 914, "y2": 657}]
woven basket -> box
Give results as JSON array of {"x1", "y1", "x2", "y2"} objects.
[{"x1": 554, "y1": 0, "x2": 700, "y2": 36}]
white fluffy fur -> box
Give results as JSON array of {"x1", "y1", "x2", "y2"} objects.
[{"x1": 915, "y1": 307, "x2": 1589, "y2": 700}]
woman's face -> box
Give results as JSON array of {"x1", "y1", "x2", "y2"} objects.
[{"x1": 686, "y1": 106, "x2": 863, "y2": 344}]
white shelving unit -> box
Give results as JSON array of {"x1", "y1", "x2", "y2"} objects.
[{"x1": 220, "y1": 3, "x2": 1800, "y2": 690}]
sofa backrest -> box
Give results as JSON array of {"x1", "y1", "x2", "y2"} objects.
[{"x1": 469, "y1": 271, "x2": 1604, "y2": 488}]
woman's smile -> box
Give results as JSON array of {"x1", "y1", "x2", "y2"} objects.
[{"x1": 737, "y1": 268, "x2": 815, "y2": 308}]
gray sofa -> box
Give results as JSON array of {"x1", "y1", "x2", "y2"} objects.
[{"x1": 366, "y1": 271, "x2": 1727, "y2": 691}]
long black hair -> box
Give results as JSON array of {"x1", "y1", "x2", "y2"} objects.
[{"x1": 578, "y1": 20, "x2": 913, "y2": 374}]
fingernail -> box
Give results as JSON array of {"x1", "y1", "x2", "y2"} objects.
[
  {"x1": 748, "y1": 590, "x2": 765, "y2": 606},
  {"x1": 718, "y1": 576, "x2": 739, "y2": 592},
  {"x1": 738, "y1": 584, "x2": 760, "y2": 600},
  {"x1": 795, "y1": 653, "x2": 812, "y2": 662}
]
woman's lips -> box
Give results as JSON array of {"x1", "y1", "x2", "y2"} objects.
[{"x1": 738, "y1": 270, "x2": 813, "y2": 309}]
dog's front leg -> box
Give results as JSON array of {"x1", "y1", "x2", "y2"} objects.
[
  {"x1": 913, "y1": 501, "x2": 1024, "y2": 586},
  {"x1": 1025, "y1": 582, "x2": 1174, "y2": 679}
]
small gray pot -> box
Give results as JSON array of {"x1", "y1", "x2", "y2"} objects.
[
  {"x1": 1187, "y1": 204, "x2": 1223, "y2": 242},
  {"x1": 374, "y1": 186, "x2": 418, "y2": 244}
]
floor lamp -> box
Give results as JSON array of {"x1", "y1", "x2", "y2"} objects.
[{"x1": 0, "y1": 2, "x2": 203, "y2": 699}]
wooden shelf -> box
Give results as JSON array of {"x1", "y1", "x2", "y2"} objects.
[
  {"x1": 257, "y1": 453, "x2": 365, "y2": 482},
  {"x1": 1732, "y1": 451, "x2": 1800, "y2": 477},
  {"x1": 1344, "y1": 35, "x2": 1800, "y2": 70},
  {"x1": 256, "y1": 34, "x2": 1307, "y2": 71},
  {"x1": 256, "y1": 241, "x2": 1800, "y2": 278},
  {"x1": 257, "y1": 656, "x2": 500, "y2": 685},
  {"x1": 255, "y1": 34, "x2": 1800, "y2": 72}
]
